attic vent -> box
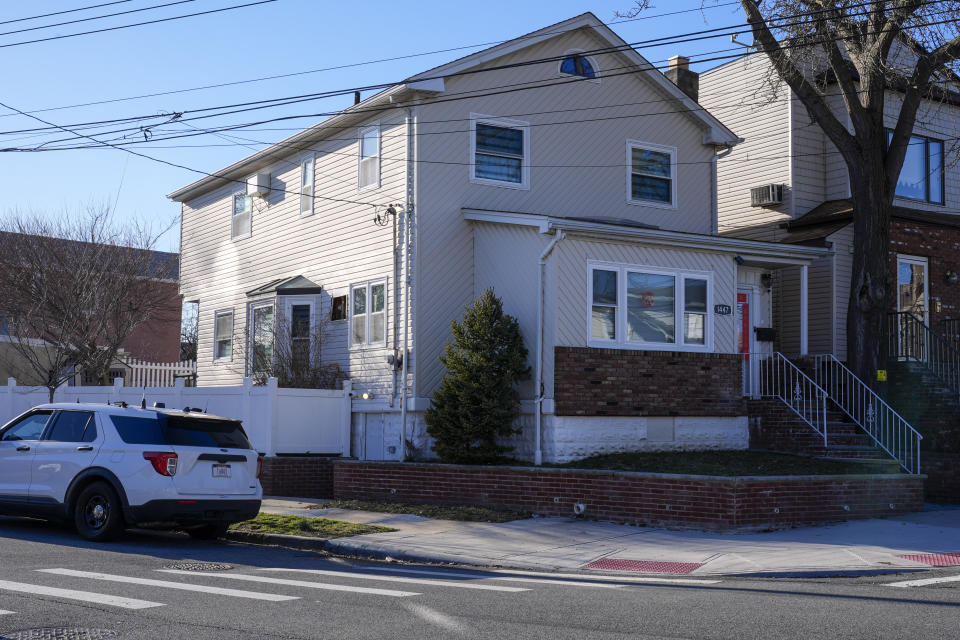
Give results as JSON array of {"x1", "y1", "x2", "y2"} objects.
[{"x1": 750, "y1": 184, "x2": 784, "y2": 207}]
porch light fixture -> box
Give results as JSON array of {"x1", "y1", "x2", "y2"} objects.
[
  {"x1": 734, "y1": 255, "x2": 745, "y2": 265},
  {"x1": 360, "y1": 392, "x2": 373, "y2": 400},
  {"x1": 760, "y1": 272, "x2": 773, "y2": 291},
  {"x1": 945, "y1": 270, "x2": 958, "y2": 285}
]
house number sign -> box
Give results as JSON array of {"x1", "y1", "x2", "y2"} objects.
[{"x1": 714, "y1": 304, "x2": 732, "y2": 315}]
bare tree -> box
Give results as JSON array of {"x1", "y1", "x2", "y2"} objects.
[
  {"x1": 0, "y1": 204, "x2": 176, "y2": 400},
  {"x1": 624, "y1": 1, "x2": 960, "y2": 383},
  {"x1": 180, "y1": 301, "x2": 198, "y2": 361}
]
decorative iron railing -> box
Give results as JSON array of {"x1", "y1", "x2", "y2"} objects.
[
  {"x1": 744, "y1": 352, "x2": 828, "y2": 446},
  {"x1": 888, "y1": 312, "x2": 960, "y2": 396},
  {"x1": 808, "y1": 354, "x2": 921, "y2": 474}
]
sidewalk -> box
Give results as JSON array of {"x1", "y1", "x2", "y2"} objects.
[{"x1": 256, "y1": 498, "x2": 960, "y2": 576}]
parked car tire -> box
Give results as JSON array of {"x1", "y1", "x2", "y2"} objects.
[
  {"x1": 186, "y1": 523, "x2": 230, "y2": 540},
  {"x1": 74, "y1": 482, "x2": 125, "y2": 542}
]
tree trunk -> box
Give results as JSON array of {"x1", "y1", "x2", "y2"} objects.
[{"x1": 846, "y1": 153, "x2": 892, "y2": 387}]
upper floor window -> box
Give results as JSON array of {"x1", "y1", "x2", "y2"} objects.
[
  {"x1": 214, "y1": 309, "x2": 234, "y2": 361},
  {"x1": 627, "y1": 140, "x2": 677, "y2": 208},
  {"x1": 358, "y1": 125, "x2": 380, "y2": 191},
  {"x1": 589, "y1": 263, "x2": 711, "y2": 350},
  {"x1": 559, "y1": 53, "x2": 596, "y2": 79},
  {"x1": 232, "y1": 192, "x2": 252, "y2": 239},
  {"x1": 351, "y1": 280, "x2": 386, "y2": 348},
  {"x1": 470, "y1": 114, "x2": 530, "y2": 189},
  {"x1": 300, "y1": 156, "x2": 315, "y2": 215},
  {"x1": 887, "y1": 130, "x2": 944, "y2": 204}
]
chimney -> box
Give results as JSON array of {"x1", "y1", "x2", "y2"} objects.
[
  {"x1": 664, "y1": 55, "x2": 699, "y2": 102},
  {"x1": 354, "y1": 91, "x2": 361, "y2": 105}
]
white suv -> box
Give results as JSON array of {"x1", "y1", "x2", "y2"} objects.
[{"x1": 0, "y1": 403, "x2": 262, "y2": 541}]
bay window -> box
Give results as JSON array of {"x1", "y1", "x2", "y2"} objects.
[{"x1": 589, "y1": 263, "x2": 712, "y2": 350}]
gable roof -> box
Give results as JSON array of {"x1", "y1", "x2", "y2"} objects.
[{"x1": 168, "y1": 12, "x2": 739, "y2": 203}]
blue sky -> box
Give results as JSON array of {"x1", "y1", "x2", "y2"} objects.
[{"x1": 1, "y1": 0, "x2": 750, "y2": 252}]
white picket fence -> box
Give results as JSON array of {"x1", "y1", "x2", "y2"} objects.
[
  {"x1": 124, "y1": 358, "x2": 196, "y2": 387},
  {"x1": 0, "y1": 376, "x2": 352, "y2": 457}
]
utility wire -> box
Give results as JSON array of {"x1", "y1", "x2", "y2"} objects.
[
  {"x1": 0, "y1": 0, "x2": 277, "y2": 49},
  {"x1": 0, "y1": 1, "x2": 133, "y2": 26},
  {"x1": 0, "y1": 0, "x2": 197, "y2": 38}
]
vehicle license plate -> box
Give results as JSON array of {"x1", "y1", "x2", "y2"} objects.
[{"x1": 212, "y1": 464, "x2": 231, "y2": 478}]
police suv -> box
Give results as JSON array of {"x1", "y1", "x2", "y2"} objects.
[{"x1": 0, "y1": 403, "x2": 262, "y2": 541}]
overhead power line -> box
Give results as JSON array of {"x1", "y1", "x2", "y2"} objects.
[
  {"x1": 0, "y1": 0, "x2": 197, "y2": 39},
  {"x1": 0, "y1": 1, "x2": 134, "y2": 26}
]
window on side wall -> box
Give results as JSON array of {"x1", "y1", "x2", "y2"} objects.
[
  {"x1": 300, "y1": 156, "x2": 315, "y2": 215},
  {"x1": 559, "y1": 52, "x2": 597, "y2": 79},
  {"x1": 214, "y1": 310, "x2": 234, "y2": 362},
  {"x1": 589, "y1": 263, "x2": 711, "y2": 350},
  {"x1": 232, "y1": 192, "x2": 252, "y2": 239},
  {"x1": 350, "y1": 281, "x2": 386, "y2": 348},
  {"x1": 470, "y1": 114, "x2": 530, "y2": 189},
  {"x1": 627, "y1": 141, "x2": 677, "y2": 208},
  {"x1": 358, "y1": 125, "x2": 380, "y2": 191},
  {"x1": 249, "y1": 302, "x2": 274, "y2": 375},
  {"x1": 886, "y1": 130, "x2": 944, "y2": 205}
]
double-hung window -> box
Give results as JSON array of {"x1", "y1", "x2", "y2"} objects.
[
  {"x1": 350, "y1": 280, "x2": 386, "y2": 348},
  {"x1": 214, "y1": 310, "x2": 234, "y2": 361},
  {"x1": 232, "y1": 192, "x2": 252, "y2": 239},
  {"x1": 589, "y1": 263, "x2": 711, "y2": 350},
  {"x1": 358, "y1": 125, "x2": 380, "y2": 191},
  {"x1": 470, "y1": 114, "x2": 530, "y2": 189},
  {"x1": 627, "y1": 140, "x2": 677, "y2": 208},
  {"x1": 887, "y1": 130, "x2": 944, "y2": 204},
  {"x1": 300, "y1": 156, "x2": 315, "y2": 215},
  {"x1": 249, "y1": 302, "x2": 274, "y2": 375},
  {"x1": 289, "y1": 302, "x2": 312, "y2": 369}
]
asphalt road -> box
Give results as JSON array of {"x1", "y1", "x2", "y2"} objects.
[{"x1": 0, "y1": 516, "x2": 958, "y2": 640}]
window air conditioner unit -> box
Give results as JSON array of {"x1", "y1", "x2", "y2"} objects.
[
  {"x1": 247, "y1": 172, "x2": 271, "y2": 197},
  {"x1": 750, "y1": 184, "x2": 784, "y2": 207}
]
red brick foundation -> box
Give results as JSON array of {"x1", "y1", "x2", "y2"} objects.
[
  {"x1": 889, "y1": 217, "x2": 960, "y2": 323},
  {"x1": 554, "y1": 347, "x2": 745, "y2": 417},
  {"x1": 332, "y1": 460, "x2": 924, "y2": 530},
  {"x1": 920, "y1": 452, "x2": 960, "y2": 504},
  {"x1": 259, "y1": 456, "x2": 334, "y2": 499}
]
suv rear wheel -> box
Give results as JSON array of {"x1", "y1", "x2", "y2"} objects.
[{"x1": 74, "y1": 482, "x2": 125, "y2": 542}]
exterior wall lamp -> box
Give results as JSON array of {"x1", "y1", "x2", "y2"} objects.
[{"x1": 945, "y1": 270, "x2": 959, "y2": 285}]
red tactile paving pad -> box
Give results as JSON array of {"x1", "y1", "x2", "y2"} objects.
[
  {"x1": 583, "y1": 558, "x2": 703, "y2": 574},
  {"x1": 896, "y1": 552, "x2": 960, "y2": 567}
]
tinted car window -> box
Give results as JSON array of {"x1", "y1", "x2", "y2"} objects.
[
  {"x1": 1, "y1": 411, "x2": 53, "y2": 441},
  {"x1": 109, "y1": 415, "x2": 166, "y2": 445},
  {"x1": 46, "y1": 411, "x2": 97, "y2": 443},
  {"x1": 161, "y1": 415, "x2": 252, "y2": 449}
]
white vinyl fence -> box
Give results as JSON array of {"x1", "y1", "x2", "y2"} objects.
[
  {"x1": 0, "y1": 376, "x2": 352, "y2": 457},
  {"x1": 125, "y1": 358, "x2": 197, "y2": 387}
]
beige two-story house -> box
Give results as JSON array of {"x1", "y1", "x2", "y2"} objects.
[{"x1": 169, "y1": 13, "x2": 829, "y2": 464}]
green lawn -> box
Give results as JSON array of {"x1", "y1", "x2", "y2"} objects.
[
  {"x1": 311, "y1": 499, "x2": 530, "y2": 522},
  {"x1": 230, "y1": 513, "x2": 395, "y2": 538},
  {"x1": 555, "y1": 450, "x2": 900, "y2": 476}
]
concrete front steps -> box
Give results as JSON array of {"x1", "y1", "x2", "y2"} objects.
[{"x1": 747, "y1": 399, "x2": 898, "y2": 466}]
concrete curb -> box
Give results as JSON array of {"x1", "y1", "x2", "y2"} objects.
[{"x1": 224, "y1": 530, "x2": 330, "y2": 552}]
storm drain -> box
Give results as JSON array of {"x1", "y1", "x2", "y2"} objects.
[
  {"x1": 583, "y1": 558, "x2": 704, "y2": 574},
  {"x1": 895, "y1": 552, "x2": 960, "y2": 567},
  {"x1": 162, "y1": 561, "x2": 233, "y2": 571},
  {"x1": 0, "y1": 629, "x2": 117, "y2": 640}
]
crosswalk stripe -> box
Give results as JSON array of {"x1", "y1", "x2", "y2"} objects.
[
  {"x1": 0, "y1": 579, "x2": 163, "y2": 610},
  {"x1": 253, "y1": 568, "x2": 529, "y2": 592},
  {"x1": 157, "y1": 570, "x2": 420, "y2": 597},
  {"x1": 36, "y1": 569, "x2": 298, "y2": 602},
  {"x1": 0, "y1": 610, "x2": 16, "y2": 615},
  {"x1": 886, "y1": 575, "x2": 960, "y2": 588},
  {"x1": 372, "y1": 566, "x2": 721, "y2": 586}
]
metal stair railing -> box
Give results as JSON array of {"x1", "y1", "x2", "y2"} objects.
[
  {"x1": 745, "y1": 352, "x2": 828, "y2": 446},
  {"x1": 888, "y1": 311, "x2": 960, "y2": 397},
  {"x1": 940, "y1": 318, "x2": 960, "y2": 349},
  {"x1": 809, "y1": 354, "x2": 922, "y2": 474}
]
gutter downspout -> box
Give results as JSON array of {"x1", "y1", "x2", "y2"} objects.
[
  {"x1": 534, "y1": 229, "x2": 564, "y2": 466},
  {"x1": 711, "y1": 144, "x2": 733, "y2": 236},
  {"x1": 400, "y1": 107, "x2": 415, "y2": 461}
]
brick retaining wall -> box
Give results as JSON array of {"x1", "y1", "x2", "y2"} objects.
[
  {"x1": 554, "y1": 348, "x2": 745, "y2": 417},
  {"x1": 920, "y1": 452, "x2": 960, "y2": 504},
  {"x1": 332, "y1": 460, "x2": 924, "y2": 530},
  {"x1": 259, "y1": 456, "x2": 334, "y2": 499}
]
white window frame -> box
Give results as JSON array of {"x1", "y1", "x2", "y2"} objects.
[
  {"x1": 284, "y1": 296, "x2": 318, "y2": 367},
  {"x1": 587, "y1": 261, "x2": 713, "y2": 352},
  {"x1": 300, "y1": 155, "x2": 315, "y2": 216},
  {"x1": 231, "y1": 191, "x2": 253, "y2": 240},
  {"x1": 626, "y1": 140, "x2": 678, "y2": 210},
  {"x1": 247, "y1": 300, "x2": 275, "y2": 376},
  {"x1": 557, "y1": 49, "x2": 600, "y2": 83},
  {"x1": 357, "y1": 123, "x2": 380, "y2": 192},
  {"x1": 349, "y1": 279, "x2": 388, "y2": 350},
  {"x1": 469, "y1": 113, "x2": 530, "y2": 190},
  {"x1": 213, "y1": 309, "x2": 234, "y2": 363}
]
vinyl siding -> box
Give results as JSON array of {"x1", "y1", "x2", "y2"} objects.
[
  {"x1": 790, "y1": 96, "x2": 826, "y2": 215},
  {"x1": 180, "y1": 111, "x2": 411, "y2": 391},
  {"x1": 830, "y1": 224, "x2": 854, "y2": 361},
  {"x1": 699, "y1": 55, "x2": 792, "y2": 241},
  {"x1": 413, "y1": 26, "x2": 720, "y2": 396}
]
